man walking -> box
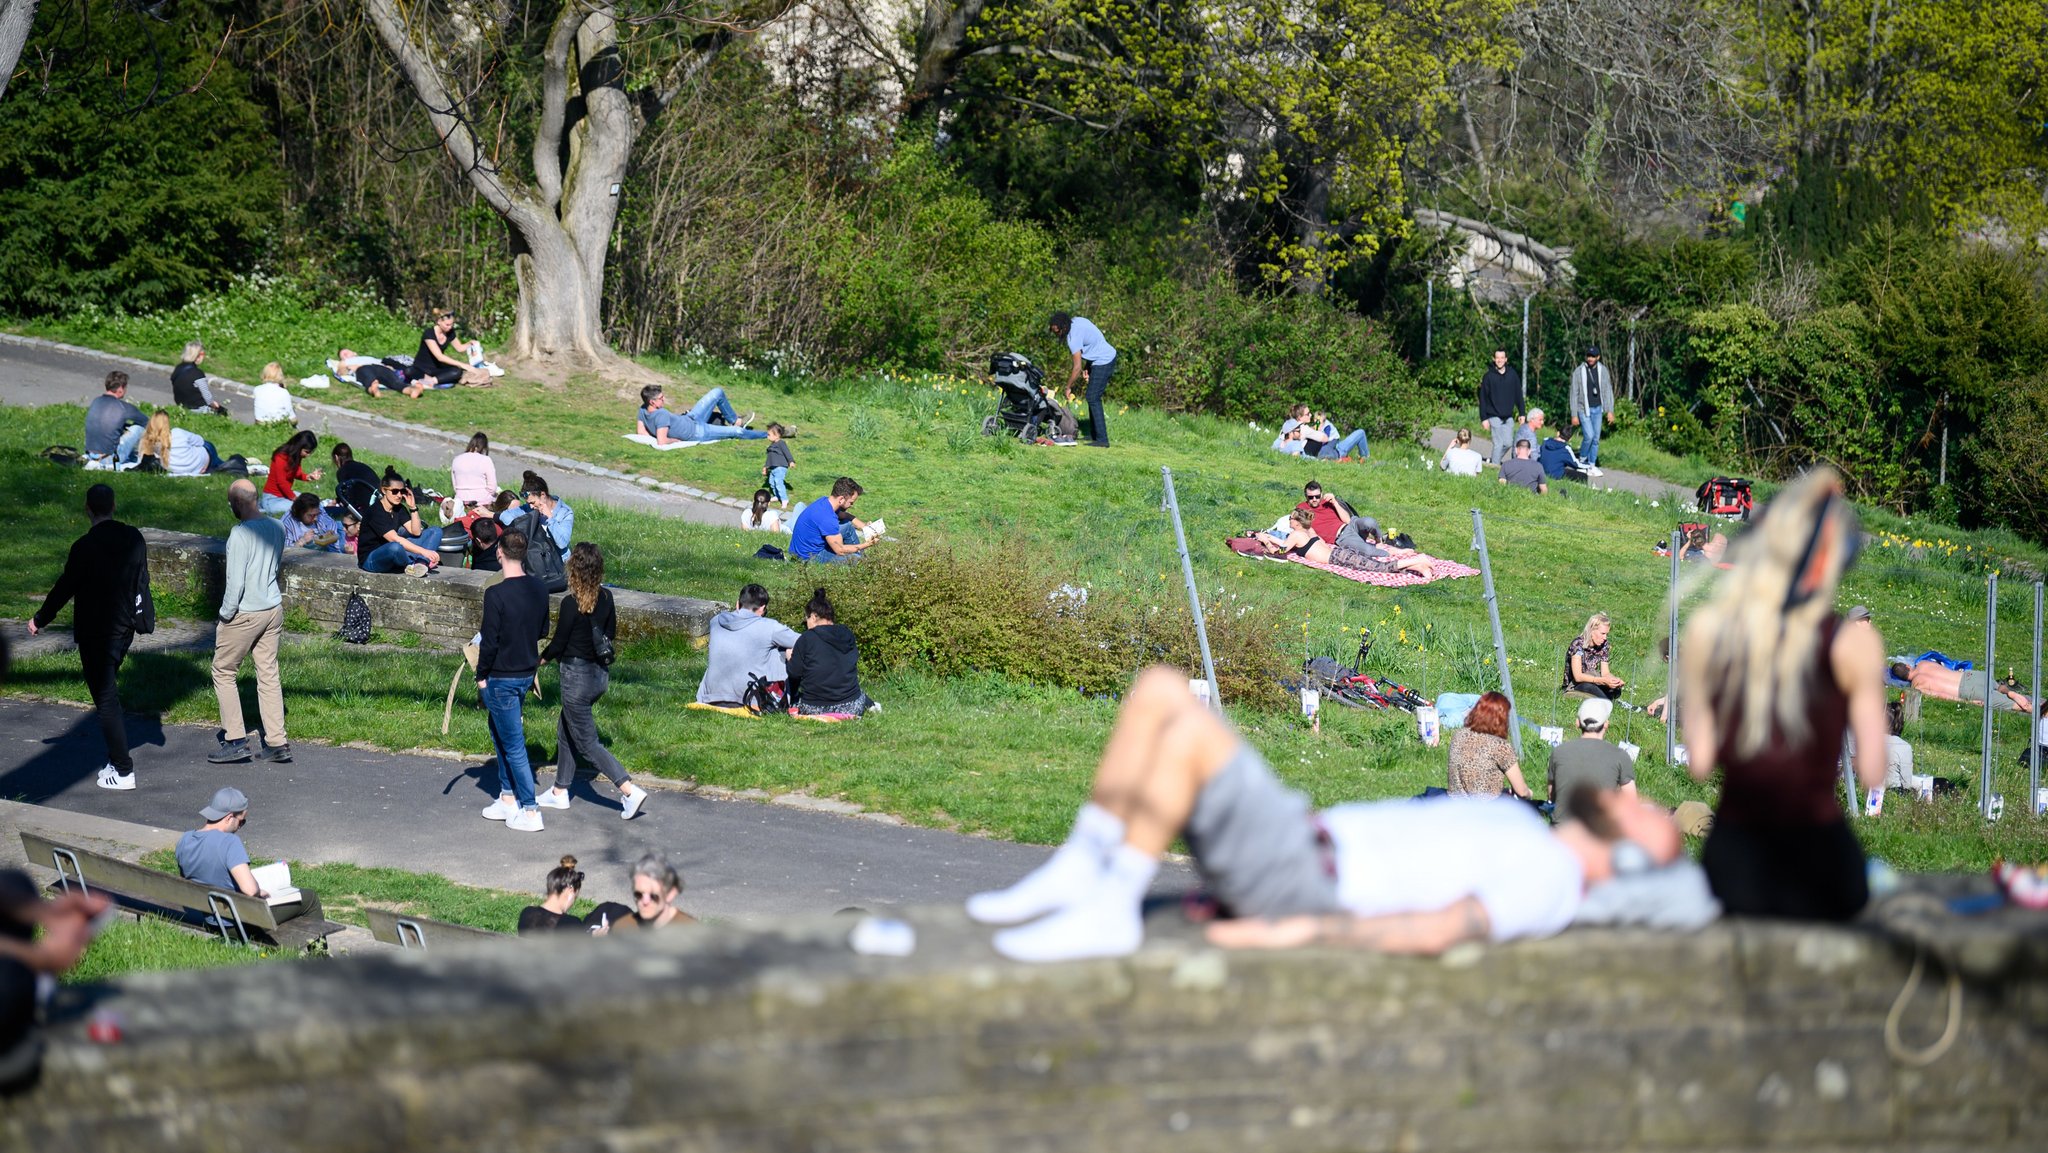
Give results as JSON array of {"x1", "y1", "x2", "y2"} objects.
[
  {"x1": 1051, "y1": 312, "x2": 1117, "y2": 448},
  {"x1": 1478, "y1": 350, "x2": 1523, "y2": 465},
  {"x1": 29, "y1": 484, "x2": 150, "y2": 791},
  {"x1": 209, "y1": 480, "x2": 290, "y2": 765},
  {"x1": 477, "y1": 528, "x2": 550, "y2": 833},
  {"x1": 1567, "y1": 346, "x2": 1613, "y2": 477}
]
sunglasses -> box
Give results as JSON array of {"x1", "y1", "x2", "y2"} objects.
[{"x1": 633, "y1": 889, "x2": 663, "y2": 902}]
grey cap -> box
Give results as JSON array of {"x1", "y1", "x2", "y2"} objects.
[
  {"x1": 1845, "y1": 605, "x2": 1872, "y2": 623},
  {"x1": 200, "y1": 787, "x2": 249, "y2": 821}
]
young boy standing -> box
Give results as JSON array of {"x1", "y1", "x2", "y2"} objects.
[{"x1": 762, "y1": 424, "x2": 793, "y2": 508}]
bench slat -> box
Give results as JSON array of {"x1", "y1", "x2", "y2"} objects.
[
  {"x1": 363, "y1": 906, "x2": 505, "y2": 948},
  {"x1": 22, "y1": 830, "x2": 284, "y2": 931}
]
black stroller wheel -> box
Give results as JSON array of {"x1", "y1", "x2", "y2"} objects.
[{"x1": 981, "y1": 415, "x2": 999, "y2": 436}]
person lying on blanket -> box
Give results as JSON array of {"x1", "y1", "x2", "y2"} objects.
[
  {"x1": 333, "y1": 348, "x2": 411, "y2": 398},
  {"x1": 1255, "y1": 510, "x2": 1437, "y2": 577},
  {"x1": 1890, "y1": 662, "x2": 2034, "y2": 711}
]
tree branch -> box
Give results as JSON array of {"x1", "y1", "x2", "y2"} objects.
[
  {"x1": 359, "y1": 0, "x2": 523, "y2": 219},
  {"x1": 534, "y1": 0, "x2": 586, "y2": 213}
]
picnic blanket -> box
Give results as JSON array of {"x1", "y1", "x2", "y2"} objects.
[
  {"x1": 685, "y1": 701, "x2": 757, "y2": 719},
  {"x1": 1287, "y1": 554, "x2": 1479, "y2": 587},
  {"x1": 624, "y1": 433, "x2": 714, "y2": 450}
]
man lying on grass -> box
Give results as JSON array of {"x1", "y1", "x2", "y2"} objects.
[{"x1": 968, "y1": 667, "x2": 1681, "y2": 961}]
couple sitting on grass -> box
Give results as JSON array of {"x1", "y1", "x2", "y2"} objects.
[
  {"x1": 696, "y1": 584, "x2": 876, "y2": 717},
  {"x1": 1253, "y1": 479, "x2": 1437, "y2": 577}
]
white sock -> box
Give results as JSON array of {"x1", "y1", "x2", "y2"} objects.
[
  {"x1": 992, "y1": 846, "x2": 1157, "y2": 962},
  {"x1": 965, "y1": 806, "x2": 1123, "y2": 925}
]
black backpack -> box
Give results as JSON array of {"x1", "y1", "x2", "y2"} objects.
[
  {"x1": 337, "y1": 593, "x2": 372, "y2": 644},
  {"x1": 513, "y1": 509, "x2": 568, "y2": 593}
]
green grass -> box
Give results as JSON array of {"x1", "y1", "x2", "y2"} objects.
[
  {"x1": 64, "y1": 915, "x2": 287, "y2": 985},
  {"x1": 7, "y1": 324, "x2": 2048, "y2": 870}
]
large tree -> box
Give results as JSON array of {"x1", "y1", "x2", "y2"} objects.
[{"x1": 360, "y1": 0, "x2": 791, "y2": 367}]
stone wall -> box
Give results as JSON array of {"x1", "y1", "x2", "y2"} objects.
[
  {"x1": 4, "y1": 906, "x2": 2044, "y2": 1152},
  {"x1": 143, "y1": 528, "x2": 722, "y2": 648}
]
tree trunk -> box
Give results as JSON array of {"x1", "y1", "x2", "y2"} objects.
[
  {"x1": 1286, "y1": 159, "x2": 1334, "y2": 297},
  {"x1": 0, "y1": 0, "x2": 36, "y2": 103},
  {"x1": 904, "y1": 0, "x2": 987, "y2": 120}
]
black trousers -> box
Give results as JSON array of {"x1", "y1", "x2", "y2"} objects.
[
  {"x1": 1702, "y1": 816, "x2": 1868, "y2": 921},
  {"x1": 77, "y1": 631, "x2": 133, "y2": 773},
  {"x1": 1083, "y1": 359, "x2": 1115, "y2": 446}
]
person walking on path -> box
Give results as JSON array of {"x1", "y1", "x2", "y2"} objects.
[
  {"x1": 29, "y1": 484, "x2": 149, "y2": 791},
  {"x1": 208, "y1": 480, "x2": 290, "y2": 765},
  {"x1": 1478, "y1": 350, "x2": 1523, "y2": 465},
  {"x1": 1567, "y1": 346, "x2": 1613, "y2": 476},
  {"x1": 477, "y1": 528, "x2": 551, "y2": 833},
  {"x1": 1051, "y1": 312, "x2": 1117, "y2": 448},
  {"x1": 536, "y1": 543, "x2": 649, "y2": 820}
]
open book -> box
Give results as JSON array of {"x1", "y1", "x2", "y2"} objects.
[
  {"x1": 251, "y1": 862, "x2": 302, "y2": 907},
  {"x1": 865, "y1": 518, "x2": 886, "y2": 540}
]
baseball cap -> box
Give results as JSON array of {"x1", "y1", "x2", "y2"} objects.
[
  {"x1": 1845, "y1": 605, "x2": 1872, "y2": 623},
  {"x1": 1577, "y1": 698, "x2": 1614, "y2": 728},
  {"x1": 1584, "y1": 345, "x2": 1601, "y2": 357},
  {"x1": 201, "y1": 787, "x2": 249, "y2": 821},
  {"x1": 1675, "y1": 800, "x2": 1715, "y2": 837}
]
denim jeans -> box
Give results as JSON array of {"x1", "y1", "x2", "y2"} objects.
[
  {"x1": 482, "y1": 676, "x2": 538, "y2": 809},
  {"x1": 553, "y1": 658, "x2": 630, "y2": 791},
  {"x1": 766, "y1": 466, "x2": 789, "y2": 503},
  {"x1": 258, "y1": 492, "x2": 294, "y2": 516},
  {"x1": 1083, "y1": 359, "x2": 1115, "y2": 445},
  {"x1": 1316, "y1": 429, "x2": 1370, "y2": 460},
  {"x1": 1579, "y1": 407, "x2": 1604, "y2": 465},
  {"x1": 114, "y1": 423, "x2": 145, "y2": 465},
  {"x1": 681, "y1": 389, "x2": 767, "y2": 440},
  {"x1": 363, "y1": 525, "x2": 444, "y2": 573}
]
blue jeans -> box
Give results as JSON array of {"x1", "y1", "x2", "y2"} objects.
[
  {"x1": 1579, "y1": 407, "x2": 1604, "y2": 465},
  {"x1": 767, "y1": 466, "x2": 789, "y2": 503},
  {"x1": 684, "y1": 389, "x2": 767, "y2": 440},
  {"x1": 1316, "y1": 429, "x2": 1370, "y2": 460},
  {"x1": 482, "y1": 676, "x2": 538, "y2": 809},
  {"x1": 116, "y1": 423, "x2": 145, "y2": 465},
  {"x1": 258, "y1": 492, "x2": 293, "y2": 515},
  {"x1": 1083, "y1": 360, "x2": 1114, "y2": 445},
  {"x1": 362, "y1": 525, "x2": 444, "y2": 573}
]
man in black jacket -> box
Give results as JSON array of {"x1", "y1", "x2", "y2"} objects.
[
  {"x1": 476, "y1": 528, "x2": 551, "y2": 832},
  {"x1": 30, "y1": 484, "x2": 150, "y2": 791},
  {"x1": 1478, "y1": 349, "x2": 1524, "y2": 466}
]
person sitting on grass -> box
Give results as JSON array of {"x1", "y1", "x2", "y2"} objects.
[
  {"x1": 84, "y1": 371, "x2": 147, "y2": 467},
  {"x1": 1890, "y1": 661, "x2": 2034, "y2": 711},
  {"x1": 1539, "y1": 429, "x2": 1592, "y2": 484},
  {"x1": 789, "y1": 477, "x2": 875, "y2": 563},
  {"x1": 330, "y1": 442, "x2": 380, "y2": 499},
  {"x1": 1293, "y1": 480, "x2": 1368, "y2": 545},
  {"x1": 742, "y1": 489, "x2": 783, "y2": 533},
  {"x1": 1282, "y1": 403, "x2": 1369, "y2": 461},
  {"x1": 1445, "y1": 691, "x2": 1532, "y2": 800},
  {"x1": 519, "y1": 856, "x2": 587, "y2": 936},
  {"x1": 1548, "y1": 698, "x2": 1636, "y2": 806},
  {"x1": 786, "y1": 587, "x2": 876, "y2": 717},
  {"x1": 407, "y1": 308, "x2": 480, "y2": 393},
  {"x1": 261, "y1": 430, "x2": 323, "y2": 515},
  {"x1": 635, "y1": 383, "x2": 766, "y2": 444},
  {"x1": 1256, "y1": 509, "x2": 1436, "y2": 577},
  {"x1": 698, "y1": 583, "x2": 800, "y2": 707},
  {"x1": 281, "y1": 492, "x2": 346, "y2": 553},
  {"x1": 1562, "y1": 613, "x2": 1626, "y2": 700},
  {"x1": 250, "y1": 362, "x2": 297, "y2": 425},
  {"x1": 451, "y1": 432, "x2": 498, "y2": 510},
  {"x1": 170, "y1": 341, "x2": 228, "y2": 416},
  {"x1": 1498, "y1": 439, "x2": 1548, "y2": 494},
  {"x1": 1439, "y1": 428, "x2": 1484, "y2": 476},
  {"x1": 357, "y1": 467, "x2": 442, "y2": 576},
  {"x1": 966, "y1": 668, "x2": 1682, "y2": 961},
  {"x1": 136, "y1": 411, "x2": 227, "y2": 477},
  {"x1": 174, "y1": 787, "x2": 268, "y2": 899}
]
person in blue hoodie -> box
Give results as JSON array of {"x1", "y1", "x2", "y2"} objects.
[{"x1": 696, "y1": 584, "x2": 801, "y2": 707}]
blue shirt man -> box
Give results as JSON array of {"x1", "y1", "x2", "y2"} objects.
[
  {"x1": 85, "y1": 372, "x2": 147, "y2": 463},
  {"x1": 636, "y1": 384, "x2": 768, "y2": 443},
  {"x1": 1051, "y1": 312, "x2": 1118, "y2": 448},
  {"x1": 174, "y1": 788, "x2": 266, "y2": 897},
  {"x1": 790, "y1": 477, "x2": 872, "y2": 562}
]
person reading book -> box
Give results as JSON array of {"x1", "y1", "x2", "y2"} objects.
[{"x1": 175, "y1": 788, "x2": 267, "y2": 899}]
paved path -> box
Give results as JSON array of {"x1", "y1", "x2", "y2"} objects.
[
  {"x1": 0, "y1": 335, "x2": 740, "y2": 526},
  {"x1": 0, "y1": 697, "x2": 1189, "y2": 922},
  {"x1": 1427, "y1": 426, "x2": 1687, "y2": 502}
]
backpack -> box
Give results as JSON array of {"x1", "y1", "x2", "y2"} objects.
[
  {"x1": 753, "y1": 544, "x2": 786, "y2": 561},
  {"x1": 39, "y1": 445, "x2": 81, "y2": 467},
  {"x1": 513, "y1": 509, "x2": 568, "y2": 593},
  {"x1": 337, "y1": 593, "x2": 372, "y2": 644},
  {"x1": 742, "y1": 673, "x2": 788, "y2": 715},
  {"x1": 1695, "y1": 477, "x2": 1753, "y2": 520}
]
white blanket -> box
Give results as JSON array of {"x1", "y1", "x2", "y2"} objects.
[{"x1": 623, "y1": 433, "x2": 713, "y2": 450}]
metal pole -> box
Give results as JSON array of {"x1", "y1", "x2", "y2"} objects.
[
  {"x1": 1666, "y1": 524, "x2": 1683, "y2": 768},
  {"x1": 1520, "y1": 297, "x2": 1532, "y2": 405},
  {"x1": 1980, "y1": 572, "x2": 1999, "y2": 817},
  {"x1": 1471, "y1": 509, "x2": 1522, "y2": 758},
  {"x1": 1939, "y1": 425, "x2": 1949, "y2": 488},
  {"x1": 1424, "y1": 278, "x2": 1435, "y2": 362},
  {"x1": 2031, "y1": 581, "x2": 2043, "y2": 816},
  {"x1": 1161, "y1": 467, "x2": 1221, "y2": 713},
  {"x1": 1842, "y1": 750, "x2": 1860, "y2": 820},
  {"x1": 1626, "y1": 318, "x2": 1638, "y2": 403}
]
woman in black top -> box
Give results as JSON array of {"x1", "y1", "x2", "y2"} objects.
[
  {"x1": 170, "y1": 340, "x2": 225, "y2": 414},
  {"x1": 408, "y1": 309, "x2": 473, "y2": 392},
  {"x1": 536, "y1": 543, "x2": 649, "y2": 819},
  {"x1": 517, "y1": 856, "x2": 588, "y2": 935},
  {"x1": 785, "y1": 587, "x2": 876, "y2": 716}
]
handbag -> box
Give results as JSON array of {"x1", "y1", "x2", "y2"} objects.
[{"x1": 586, "y1": 593, "x2": 616, "y2": 667}]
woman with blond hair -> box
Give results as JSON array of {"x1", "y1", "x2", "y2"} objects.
[
  {"x1": 1679, "y1": 468, "x2": 1888, "y2": 920},
  {"x1": 136, "y1": 411, "x2": 225, "y2": 477},
  {"x1": 250, "y1": 362, "x2": 297, "y2": 425},
  {"x1": 1562, "y1": 612, "x2": 1625, "y2": 700},
  {"x1": 536, "y1": 543, "x2": 649, "y2": 820},
  {"x1": 170, "y1": 340, "x2": 226, "y2": 415}
]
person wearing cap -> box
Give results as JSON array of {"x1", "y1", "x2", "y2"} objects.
[
  {"x1": 1547, "y1": 698, "x2": 1636, "y2": 808},
  {"x1": 175, "y1": 788, "x2": 267, "y2": 898},
  {"x1": 1567, "y1": 346, "x2": 1613, "y2": 477}
]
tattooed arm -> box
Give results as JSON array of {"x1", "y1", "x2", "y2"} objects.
[{"x1": 1204, "y1": 896, "x2": 1492, "y2": 955}]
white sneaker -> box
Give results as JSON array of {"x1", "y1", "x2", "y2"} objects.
[
  {"x1": 620, "y1": 787, "x2": 647, "y2": 820},
  {"x1": 96, "y1": 765, "x2": 136, "y2": 791},
  {"x1": 507, "y1": 808, "x2": 545, "y2": 833},
  {"x1": 536, "y1": 789, "x2": 571, "y2": 810},
  {"x1": 1586, "y1": 465, "x2": 1605, "y2": 477},
  {"x1": 404, "y1": 562, "x2": 428, "y2": 577},
  {"x1": 480, "y1": 797, "x2": 518, "y2": 821}
]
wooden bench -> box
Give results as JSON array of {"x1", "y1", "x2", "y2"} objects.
[
  {"x1": 19, "y1": 831, "x2": 343, "y2": 950},
  {"x1": 364, "y1": 906, "x2": 506, "y2": 951}
]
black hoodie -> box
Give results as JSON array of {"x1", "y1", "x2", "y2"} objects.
[{"x1": 786, "y1": 623, "x2": 862, "y2": 707}]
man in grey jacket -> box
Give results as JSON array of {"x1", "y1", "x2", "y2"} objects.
[
  {"x1": 1567, "y1": 346, "x2": 1613, "y2": 477},
  {"x1": 209, "y1": 480, "x2": 290, "y2": 764},
  {"x1": 696, "y1": 584, "x2": 801, "y2": 707}
]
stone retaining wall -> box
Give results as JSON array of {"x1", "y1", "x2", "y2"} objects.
[
  {"x1": 4, "y1": 906, "x2": 2044, "y2": 1152},
  {"x1": 144, "y1": 528, "x2": 722, "y2": 648}
]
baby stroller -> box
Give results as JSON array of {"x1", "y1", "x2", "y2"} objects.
[{"x1": 983, "y1": 352, "x2": 1079, "y2": 443}]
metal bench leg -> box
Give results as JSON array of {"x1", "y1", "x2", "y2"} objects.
[
  {"x1": 48, "y1": 848, "x2": 87, "y2": 896},
  {"x1": 205, "y1": 892, "x2": 252, "y2": 947},
  {"x1": 395, "y1": 919, "x2": 428, "y2": 952}
]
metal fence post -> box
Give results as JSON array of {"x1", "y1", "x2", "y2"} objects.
[
  {"x1": 1424, "y1": 277, "x2": 1435, "y2": 362},
  {"x1": 1161, "y1": 467, "x2": 1221, "y2": 713},
  {"x1": 1520, "y1": 297, "x2": 1532, "y2": 405},
  {"x1": 2031, "y1": 581, "x2": 2043, "y2": 817},
  {"x1": 1471, "y1": 509, "x2": 1522, "y2": 758},
  {"x1": 1666, "y1": 525, "x2": 1683, "y2": 768},
  {"x1": 1981, "y1": 572, "x2": 2000, "y2": 817}
]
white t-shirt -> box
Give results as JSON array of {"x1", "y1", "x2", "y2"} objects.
[
  {"x1": 740, "y1": 507, "x2": 783, "y2": 532},
  {"x1": 1320, "y1": 796, "x2": 1584, "y2": 942},
  {"x1": 165, "y1": 428, "x2": 212, "y2": 477},
  {"x1": 1064, "y1": 316, "x2": 1117, "y2": 365},
  {"x1": 251, "y1": 382, "x2": 295, "y2": 424},
  {"x1": 1272, "y1": 433, "x2": 1305, "y2": 455},
  {"x1": 1441, "y1": 445, "x2": 1484, "y2": 476}
]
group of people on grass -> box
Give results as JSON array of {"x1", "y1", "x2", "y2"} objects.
[
  {"x1": 1251, "y1": 479, "x2": 1439, "y2": 577},
  {"x1": 330, "y1": 310, "x2": 500, "y2": 397}
]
